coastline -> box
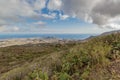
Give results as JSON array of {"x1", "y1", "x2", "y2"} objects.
[
  {"x1": 0, "y1": 38, "x2": 77, "y2": 48},
  {"x1": 0, "y1": 34, "x2": 96, "y2": 47}
]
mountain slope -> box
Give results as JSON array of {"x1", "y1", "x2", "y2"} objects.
[
  {"x1": 0, "y1": 32, "x2": 120, "y2": 80},
  {"x1": 101, "y1": 30, "x2": 120, "y2": 36},
  {"x1": 49, "y1": 33, "x2": 120, "y2": 80}
]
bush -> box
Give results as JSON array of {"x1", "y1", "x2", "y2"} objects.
[{"x1": 28, "y1": 69, "x2": 48, "y2": 80}]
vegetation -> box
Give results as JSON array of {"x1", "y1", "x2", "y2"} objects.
[
  {"x1": 0, "y1": 33, "x2": 120, "y2": 80},
  {"x1": 0, "y1": 43, "x2": 75, "y2": 80}
]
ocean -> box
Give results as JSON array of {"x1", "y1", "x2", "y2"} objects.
[{"x1": 0, "y1": 33, "x2": 98, "y2": 40}]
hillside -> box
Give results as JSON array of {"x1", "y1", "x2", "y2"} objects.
[
  {"x1": 101, "y1": 30, "x2": 120, "y2": 36},
  {"x1": 0, "y1": 33, "x2": 120, "y2": 80},
  {"x1": 48, "y1": 33, "x2": 120, "y2": 80}
]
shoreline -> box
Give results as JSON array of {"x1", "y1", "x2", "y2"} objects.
[{"x1": 0, "y1": 38, "x2": 78, "y2": 48}]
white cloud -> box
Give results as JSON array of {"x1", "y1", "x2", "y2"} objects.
[
  {"x1": 85, "y1": 14, "x2": 93, "y2": 23},
  {"x1": 48, "y1": 0, "x2": 62, "y2": 10},
  {"x1": 0, "y1": 0, "x2": 46, "y2": 25},
  {"x1": 0, "y1": 0, "x2": 50, "y2": 32},
  {"x1": 60, "y1": 14, "x2": 69, "y2": 20},
  {"x1": 13, "y1": 26, "x2": 20, "y2": 31},
  {"x1": 0, "y1": 25, "x2": 7, "y2": 32},
  {"x1": 34, "y1": 0, "x2": 46, "y2": 10},
  {"x1": 0, "y1": 25, "x2": 20, "y2": 32},
  {"x1": 48, "y1": 0, "x2": 120, "y2": 29},
  {"x1": 34, "y1": 21, "x2": 45, "y2": 25},
  {"x1": 41, "y1": 13, "x2": 56, "y2": 19},
  {"x1": 1, "y1": 0, "x2": 120, "y2": 33},
  {"x1": 102, "y1": 22, "x2": 120, "y2": 29}
]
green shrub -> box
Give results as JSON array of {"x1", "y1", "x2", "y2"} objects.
[
  {"x1": 28, "y1": 69, "x2": 48, "y2": 80},
  {"x1": 58, "y1": 72, "x2": 71, "y2": 80}
]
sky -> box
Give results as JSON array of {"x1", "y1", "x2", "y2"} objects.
[{"x1": 0, "y1": 0, "x2": 120, "y2": 34}]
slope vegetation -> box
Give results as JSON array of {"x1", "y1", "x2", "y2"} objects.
[{"x1": 0, "y1": 33, "x2": 120, "y2": 80}]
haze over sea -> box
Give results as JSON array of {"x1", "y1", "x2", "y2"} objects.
[{"x1": 0, "y1": 33, "x2": 97, "y2": 40}]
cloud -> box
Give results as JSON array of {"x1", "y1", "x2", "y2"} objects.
[
  {"x1": 59, "y1": 14, "x2": 69, "y2": 20},
  {"x1": 91, "y1": 0, "x2": 120, "y2": 29},
  {"x1": 0, "y1": 0, "x2": 53, "y2": 32},
  {"x1": 0, "y1": 0, "x2": 46, "y2": 25},
  {"x1": 61, "y1": 0, "x2": 99, "y2": 18},
  {"x1": 41, "y1": 13, "x2": 56, "y2": 19},
  {"x1": 13, "y1": 26, "x2": 20, "y2": 31},
  {"x1": 1, "y1": 0, "x2": 120, "y2": 33},
  {"x1": 34, "y1": 21, "x2": 46, "y2": 25},
  {"x1": 92, "y1": 0, "x2": 120, "y2": 17},
  {"x1": 48, "y1": 0, "x2": 120, "y2": 29},
  {"x1": 48, "y1": 0, "x2": 62, "y2": 10},
  {"x1": 0, "y1": 25, "x2": 7, "y2": 32},
  {"x1": 0, "y1": 25, "x2": 20, "y2": 32},
  {"x1": 33, "y1": 21, "x2": 46, "y2": 27},
  {"x1": 33, "y1": 0, "x2": 46, "y2": 10}
]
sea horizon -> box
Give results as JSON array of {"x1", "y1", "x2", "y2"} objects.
[{"x1": 0, "y1": 33, "x2": 98, "y2": 40}]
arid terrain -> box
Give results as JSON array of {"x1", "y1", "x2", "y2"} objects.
[
  {"x1": 0, "y1": 38, "x2": 74, "y2": 47},
  {"x1": 0, "y1": 33, "x2": 120, "y2": 80}
]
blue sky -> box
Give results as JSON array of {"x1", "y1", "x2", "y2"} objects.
[{"x1": 0, "y1": 0, "x2": 119, "y2": 34}]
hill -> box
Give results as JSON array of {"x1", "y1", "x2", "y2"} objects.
[
  {"x1": 0, "y1": 32, "x2": 120, "y2": 80},
  {"x1": 101, "y1": 30, "x2": 120, "y2": 36}
]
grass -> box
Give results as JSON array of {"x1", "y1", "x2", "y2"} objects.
[
  {"x1": 0, "y1": 33, "x2": 120, "y2": 80},
  {"x1": 50, "y1": 33, "x2": 120, "y2": 80},
  {"x1": 0, "y1": 43, "x2": 75, "y2": 80}
]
